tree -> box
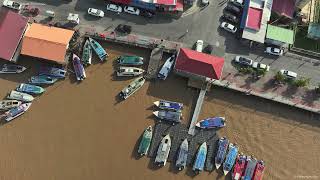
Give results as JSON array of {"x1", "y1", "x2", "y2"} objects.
[
  {"x1": 275, "y1": 72, "x2": 285, "y2": 83},
  {"x1": 293, "y1": 77, "x2": 310, "y2": 87}
]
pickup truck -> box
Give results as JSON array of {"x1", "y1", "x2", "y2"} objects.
[{"x1": 2, "y1": 0, "x2": 22, "y2": 10}]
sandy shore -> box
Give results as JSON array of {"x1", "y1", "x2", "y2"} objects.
[{"x1": 0, "y1": 42, "x2": 319, "y2": 180}]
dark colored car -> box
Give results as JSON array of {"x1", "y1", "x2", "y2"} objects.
[
  {"x1": 115, "y1": 24, "x2": 132, "y2": 34},
  {"x1": 203, "y1": 45, "x2": 213, "y2": 54},
  {"x1": 222, "y1": 11, "x2": 239, "y2": 23},
  {"x1": 225, "y1": 3, "x2": 241, "y2": 14},
  {"x1": 140, "y1": 10, "x2": 155, "y2": 18}
]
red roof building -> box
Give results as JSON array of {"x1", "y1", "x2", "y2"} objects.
[
  {"x1": 246, "y1": 7, "x2": 263, "y2": 30},
  {"x1": 272, "y1": 0, "x2": 295, "y2": 18},
  {"x1": 0, "y1": 8, "x2": 29, "y2": 61},
  {"x1": 174, "y1": 48, "x2": 224, "y2": 80}
]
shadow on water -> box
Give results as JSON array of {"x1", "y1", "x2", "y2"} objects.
[{"x1": 131, "y1": 131, "x2": 144, "y2": 160}]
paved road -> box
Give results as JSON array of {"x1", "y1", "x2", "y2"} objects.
[{"x1": 6, "y1": 0, "x2": 320, "y2": 86}]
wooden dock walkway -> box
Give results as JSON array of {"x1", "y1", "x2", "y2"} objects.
[
  {"x1": 146, "y1": 47, "x2": 163, "y2": 79},
  {"x1": 188, "y1": 87, "x2": 207, "y2": 135}
]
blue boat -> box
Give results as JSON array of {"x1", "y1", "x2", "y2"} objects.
[
  {"x1": 88, "y1": 37, "x2": 108, "y2": 61},
  {"x1": 243, "y1": 156, "x2": 257, "y2": 180},
  {"x1": 196, "y1": 117, "x2": 226, "y2": 129},
  {"x1": 175, "y1": 139, "x2": 188, "y2": 171},
  {"x1": 215, "y1": 137, "x2": 229, "y2": 169},
  {"x1": 72, "y1": 54, "x2": 86, "y2": 81},
  {"x1": 16, "y1": 83, "x2": 45, "y2": 94},
  {"x1": 39, "y1": 66, "x2": 66, "y2": 79},
  {"x1": 153, "y1": 100, "x2": 183, "y2": 112},
  {"x1": 192, "y1": 142, "x2": 207, "y2": 173},
  {"x1": 223, "y1": 143, "x2": 239, "y2": 175},
  {"x1": 153, "y1": 110, "x2": 182, "y2": 124},
  {"x1": 29, "y1": 75, "x2": 58, "y2": 85}
]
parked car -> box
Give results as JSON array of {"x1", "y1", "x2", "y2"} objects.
[
  {"x1": 222, "y1": 11, "x2": 239, "y2": 23},
  {"x1": 265, "y1": 47, "x2": 284, "y2": 56},
  {"x1": 140, "y1": 10, "x2": 155, "y2": 18},
  {"x1": 2, "y1": 0, "x2": 21, "y2": 10},
  {"x1": 195, "y1": 40, "x2": 204, "y2": 52},
  {"x1": 106, "y1": 3, "x2": 122, "y2": 13},
  {"x1": 280, "y1": 69, "x2": 297, "y2": 79},
  {"x1": 252, "y1": 62, "x2": 270, "y2": 71},
  {"x1": 203, "y1": 44, "x2": 213, "y2": 54},
  {"x1": 124, "y1": 6, "x2": 140, "y2": 15},
  {"x1": 115, "y1": 24, "x2": 132, "y2": 34},
  {"x1": 220, "y1": 22, "x2": 237, "y2": 33},
  {"x1": 234, "y1": 56, "x2": 253, "y2": 66},
  {"x1": 225, "y1": 3, "x2": 241, "y2": 14},
  {"x1": 87, "y1": 8, "x2": 104, "y2": 17},
  {"x1": 230, "y1": 0, "x2": 243, "y2": 7},
  {"x1": 201, "y1": 0, "x2": 209, "y2": 5}
]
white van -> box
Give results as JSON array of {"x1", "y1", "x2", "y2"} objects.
[{"x1": 195, "y1": 40, "x2": 204, "y2": 52}]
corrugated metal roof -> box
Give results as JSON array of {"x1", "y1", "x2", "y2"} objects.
[
  {"x1": 272, "y1": 0, "x2": 295, "y2": 18},
  {"x1": 307, "y1": 23, "x2": 320, "y2": 40},
  {"x1": 174, "y1": 48, "x2": 224, "y2": 80},
  {"x1": 0, "y1": 8, "x2": 29, "y2": 61},
  {"x1": 266, "y1": 25, "x2": 294, "y2": 44}
]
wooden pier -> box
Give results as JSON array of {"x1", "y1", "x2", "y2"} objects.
[
  {"x1": 188, "y1": 87, "x2": 207, "y2": 136},
  {"x1": 146, "y1": 47, "x2": 163, "y2": 79}
]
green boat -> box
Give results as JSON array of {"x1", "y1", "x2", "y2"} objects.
[
  {"x1": 138, "y1": 126, "x2": 153, "y2": 156},
  {"x1": 81, "y1": 39, "x2": 92, "y2": 66},
  {"x1": 117, "y1": 55, "x2": 144, "y2": 66}
]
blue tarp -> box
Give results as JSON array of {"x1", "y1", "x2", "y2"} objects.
[
  {"x1": 240, "y1": 0, "x2": 250, "y2": 29},
  {"x1": 130, "y1": 0, "x2": 156, "y2": 10}
]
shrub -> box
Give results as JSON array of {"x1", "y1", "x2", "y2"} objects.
[
  {"x1": 293, "y1": 77, "x2": 310, "y2": 87},
  {"x1": 275, "y1": 72, "x2": 285, "y2": 83}
]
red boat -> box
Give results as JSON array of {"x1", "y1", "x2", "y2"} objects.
[
  {"x1": 252, "y1": 160, "x2": 265, "y2": 180},
  {"x1": 232, "y1": 154, "x2": 247, "y2": 180}
]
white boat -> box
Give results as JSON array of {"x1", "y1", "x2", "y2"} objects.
[
  {"x1": 7, "y1": 90, "x2": 34, "y2": 102},
  {"x1": 2, "y1": 0, "x2": 22, "y2": 10},
  {"x1": 0, "y1": 100, "x2": 22, "y2": 111},
  {"x1": 116, "y1": 66, "x2": 145, "y2": 77},
  {"x1": 0, "y1": 64, "x2": 26, "y2": 74},
  {"x1": 155, "y1": 134, "x2": 171, "y2": 166},
  {"x1": 119, "y1": 77, "x2": 145, "y2": 100},
  {"x1": 4, "y1": 103, "x2": 32, "y2": 122},
  {"x1": 158, "y1": 55, "x2": 175, "y2": 80}
]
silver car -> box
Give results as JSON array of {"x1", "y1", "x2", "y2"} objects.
[
  {"x1": 124, "y1": 6, "x2": 140, "y2": 15},
  {"x1": 220, "y1": 22, "x2": 237, "y2": 33},
  {"x1": 106, "y1": 4, "x2": 122, "y2": 13}
]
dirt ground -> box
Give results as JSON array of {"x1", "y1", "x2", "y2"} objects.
[{"x1": 0, "y1": 42, "x2": 319, "y2": 180}]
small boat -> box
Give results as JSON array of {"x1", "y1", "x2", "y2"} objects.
[
  {"x1": 39, "y1": 66, "x2": 66, "y2": 79},
  {"x1": 155, "y1": 134, "x2": 171, "y2": 166},
  {"x1": 193, "y1": 142, "x2": 207, "y2": 173},
  {"x1": 0, "y1": 100, "x2": 22, "y2": 111},
  {"x1": 243, "y1": 156, "x2": 258, "y2": 180},
  {"x1": 158, "y1": 55, "x2": 175, "y2": 80},
  {"x1": 232, "y1": 154, "x2": 247, "y2": 180},
  {"x1": 4, "y1": 103, "x2": 32, "y2": 122},
  {"x1": 30, "y1": 75, "x2": 58, "y2": 85},
  {"x1": 223, "y1": 143, "x2": 239, "y2": 175},
  {"x1": 82, "y1": 39, "x2": 92, "y2": 65},
  {"x1": 0, "y1": 64, "x2": 26, "y2": 74},
  {"x1": 16, "y1": 83, "x2": 45, "y2": 94},
  {"x1": 88, "y1": 38, "x2": 108, "y2": 61},
  {"x1": 175, "y1": 139, "x2": 188, "y2": 171},
  {"x1": 252, "y1": 160, "x2": 265, "y2": 180},
  {"x1": 119, "y1": 77, "x2": 145, "y2": 100},
  {"x1": 117, "y1": 55, "x2": 143, "y2": 66},
  {"x1": 116, "y1": 66, "x2": 144, "y2": 77},
  {"x1": 196, "y1": 117, "x2": 226, "y2": 129},
  {"x1": 72, "y1": 54, "x2": 86, "y2": 81},
  {"x1": 215, "y1": 137, "x2": 229, "y2": 169},
  {"x1": 137, "y1": 126, "x2": 153, "y2": 156},
  {"x1": 7, "y1": 90, "x2": 34, "y2": 102},
  {"x1": 153, "y1": 100, "x2": 183, "y2": 112},
  {"x1": 153, "y1": 110, "x2": 182, "y2": 124}
]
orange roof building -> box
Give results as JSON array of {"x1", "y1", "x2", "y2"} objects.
[{"x1": 21, "y1": 23, "x2": 74, "y2": 64}]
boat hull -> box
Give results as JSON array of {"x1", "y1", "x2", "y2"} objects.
[
  {"x1": 158, "y1": 55, "x2": 175, "y2": 80},
  {"x1": 175, "y1": 139, "x2": 188, "y2": 170},
  {"x1": 89, "y1": 38, "x2": 108, "y2": 61},
  {"x1": 243, "y1": 156, "x2": 258, "y2": 180},
  {"x1": 5, "y1": 103, "x2": 32, "y2": 121},
  {"x1": 196, "y1": 117, "x2": 226, "y2": 129},
  {"x1": 215, "y1": 137, "x2": 229, "y2": 169},
  {"x1": 82, "y1": 39, "x2": 92, "y2": 65},
  {"x1": 0, "y1": 100, "x2": 22, "y2": 110},
  {"x1": 117, "y1": 55, "x2": 144, "y2": 66},
  {"x1": 0, "y1": 64, "x2": 26, "y2": 74},
  {"x1": 39, "y1": 66, "x2": 66, "y2": 79},
  {"x1": 116, "y1": 67, "x2": 144, "y2": 77},
  {"x1": 154, "y1": 100, "x2": 183, "y2": 112},
  {"x1": 16, "y1": 83, "x2": 45, "y2": 94},
  {"x1": 193, "y1": 142, "x2": 207, "y2": 172},
  {"x1": 72, "y1": 54, "x2": 86, "y2": 81},
  {"x1": 223, "y1": 143, "x2": 238, "y2": 175},
  {"x1": 232, "y1": 155, "x2": 247, "y2": 180},
  {"x1": 155, "y1": 135, "x2": 171, "y2": 166},
  {"x1": 138, "y1": 126, "x2": 153, "y2": 156},
  {"x1": 153, "y1": 110, "x2": 182, "y2": 123},
  {"x1": 119, "y1": 77, "x2": 145, "y2": 99},
  {"x1": 7, "y1": 91, "x2": 34, "y2": 102},
  {"x1": 30, "y1": 75, "x2": 58, "y2": 85}
]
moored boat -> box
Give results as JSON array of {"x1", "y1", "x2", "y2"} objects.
[
  {"x1": 39, "y1": 66, "x2": 66, "y2": 79},
  {"x1": 252, "y1": 160, "x2": 265, "y2": 180},
  {"x1": 196, "y1": 117, "x2": 226, "y2": 129},
  {"x1": 193, "y1": 142, "x2": 207, "y2": 173},
  {"x1": 158, "y1": 55, "x2": 175, "y2": 80},
  {"x1": 175, "y1": 139, "x2": 188, "y2": 171},
  {"x1": 7, "y1": 90, "x2": 34, "y2": 102},
  {"x1": 4, "y1": 103, "x2": 32, "y2": 122},
  {"x1": 0, "y1": 64, "x2": 26, "y2": 74},
  {"x1": 153, "y1": 100, "x2": 183, "y2": 112},
  {"x1": 117, "y1": 55, "x2": 143, "y2": 66},
  {"x1": 215, "y1": 137, "x2": 229, "y2": 169},
  {"x1": 119, "y1": 77, "x2": 145, "y2": 100},
  {"x1": 232, "y1": 154, "x2": 247, "y2": 180},
  {"x1": 153, "y1": 110, "x2": 182, "y2": 124},
  {"x1": 155, "y1": 134, "x2": 171, "y2": 166},
  {"x1": 137, "y1": 126, "x2": 153, "y2": 156},
  {"x1": 30, "y1": 75, "x2": 58, "y2": 85},
  {"x1": 243, "y1": 156, "x2": 258, "y2": 180},
  {"x1": 223, "y1": 143, "x2": 239, "y2": 175},
  {"x1": 88, "y1": 38, "x2": 108, "y2": 61},
  {"x1": 16, "y1": 83, "x2": 45, "y2": 94},
  {"x1": 72, "y1": 54, "x2": 86, "y2": 81},
  {"x1": 116, "y1": 66, "x2": 144, "y2": 77},
  {"x1": 0, "y1": 100, "x2": 22, "y2": 111},
  {"x1": 82, "y1": 39, "x2": 92, "y2": 65}
]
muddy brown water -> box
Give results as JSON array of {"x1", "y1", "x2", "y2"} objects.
[{"x1": 0, "y1": 42, "x2": 319, "y2": 180}]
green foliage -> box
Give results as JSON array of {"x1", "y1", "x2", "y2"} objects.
[
  {"x1": 256, "y1": 69, "x2": 267, "y2": 77},
  {"x1": 238, "y1": 67, "x2": 254, "y2": 74},
  {"x1": 275, "y1": 72, "x2": 285, "y2": 83},
  {"x1": 293, "y1": 77, "x2": 310, "y2": 87}
]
